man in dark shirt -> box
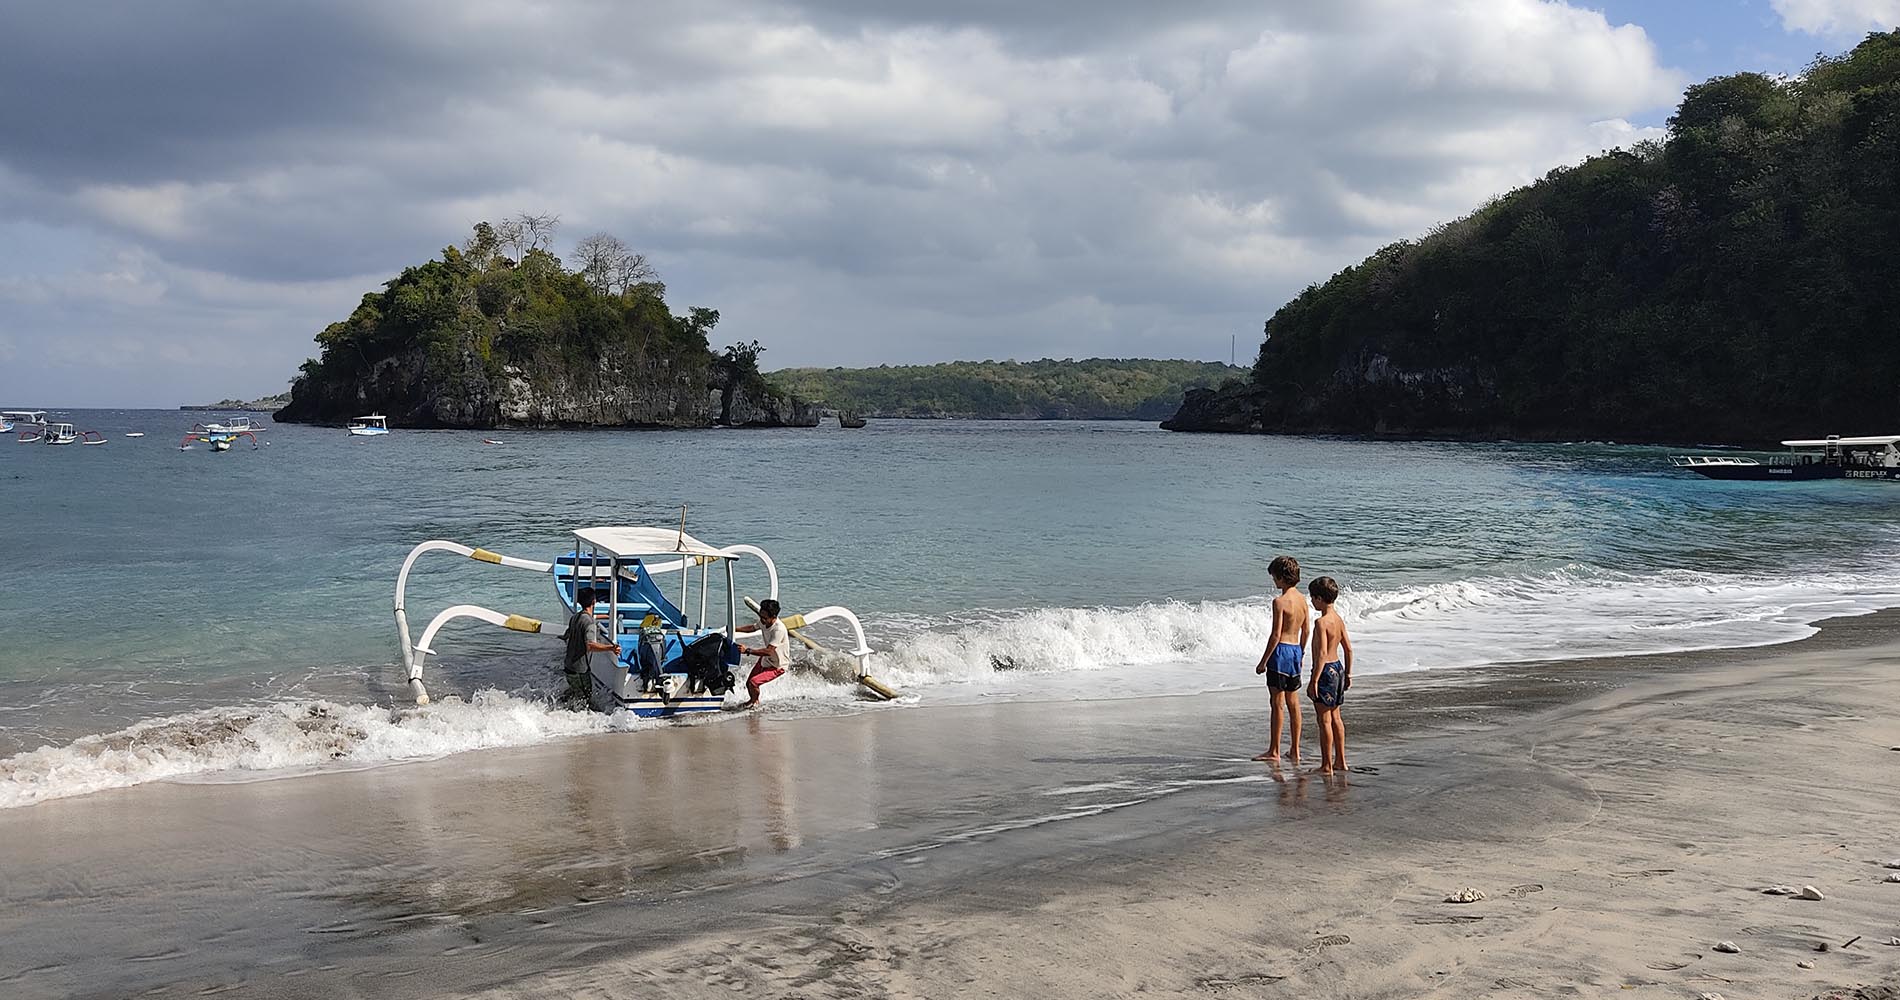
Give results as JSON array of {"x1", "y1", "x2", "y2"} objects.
[{"x1": 561, "y1": 587, "x2": 616, "y2": 706}]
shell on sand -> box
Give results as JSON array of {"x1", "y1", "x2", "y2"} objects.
[
  {"x1": 1796, "y1": 884, "x2": 1825, "y2": 900},
  {"x1": 1713, "y1": 940, "x2": 1741, "y2": 953}
]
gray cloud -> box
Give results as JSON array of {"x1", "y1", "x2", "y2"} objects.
[{"x1": 0, "y1": 0, "x2": 1684, "y2": 406}]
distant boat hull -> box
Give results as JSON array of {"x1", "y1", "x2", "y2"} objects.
[
  {"x1": 347, "y1": 426, "x2": 389, "y2": 437},
  {"x1": 1685, "y1": 464, "x2": 1900, "y2": 481}
]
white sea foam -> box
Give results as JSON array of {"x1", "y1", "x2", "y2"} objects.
[
  {"x1": 0, "y1": 690, "x2": 637, "y2": 810},
  {"x1": 7, "y1": 562, "x2": 1900, "y2": 808}
]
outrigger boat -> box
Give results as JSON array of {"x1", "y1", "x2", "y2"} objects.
[
  {"x1": 1673, "y1": 435, "x2": 1900, "y2": 481},
  {"x1": 348, "y1": 414, "x2": 390, "y2": 437},
  {"x1": 179, "y1": 418, "x2": 260, "y2": 452},
  {"x1": 79, "y1": 430, "x2": 107, "y2": 446},
  {"x1": 2, "y1": 410, "x2": 47, "y2": 432},
  {"x1": 41, "y1": 423, "x2": 79, "y2": 446},
  {"x1": 395, "y1": 525, "x2": 895, "y2": 717}
]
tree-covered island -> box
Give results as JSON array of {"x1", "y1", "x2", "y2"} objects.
[
  {"x1": 277, "y1": 215, "x2": 814, "y2": 428},
  {"x1": 1167, "y1": 32, "x2": 1900, "y2": 445}
]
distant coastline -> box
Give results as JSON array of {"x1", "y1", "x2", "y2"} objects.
[
  {"x1": 770, "y1": 358, "x2": 1243, "y2": 421},
  {"x1": 179, "y1": 393, "x2": 289, "y2": 413}
]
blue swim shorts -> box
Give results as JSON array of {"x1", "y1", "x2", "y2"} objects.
[
  {"x1": 1266, "y1": 642, "x2": 1301, "y2": 692},
  {"x1": 1313, "y1": 660, "x2": 1345, "y2": 708}
]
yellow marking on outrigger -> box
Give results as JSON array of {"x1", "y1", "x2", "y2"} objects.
[
  {"x1": 470, "y1": 548, "x2": 503, "y2": 564},
  {"x1": 779, "y1": 613, "x2": 808, "y2": 631},
  {"x1": 502, "y1": 614, "x2": 542, "y2": 633}
]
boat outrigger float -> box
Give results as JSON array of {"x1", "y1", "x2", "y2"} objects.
[{"x1": 395, "y1": 525, "x2": 896, "y2": 716}]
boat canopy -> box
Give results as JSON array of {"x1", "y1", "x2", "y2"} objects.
[
  {"x1": 2, "y1": 410, "x2": 46, "y2": 420},
  {"x1": 573, "y1": 526, "x2": 727, "y2": 559},
  {"x1": 1781, "y1": 435, "x2": 1900, "y2": 447}
]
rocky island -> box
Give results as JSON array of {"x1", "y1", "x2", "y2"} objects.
[
  {"x1": 1167, "y1": 32, "x2": 1900, "y2": 445},
  {"x1": 277, "y1": 219, "x2": 815, "y2": 429}
]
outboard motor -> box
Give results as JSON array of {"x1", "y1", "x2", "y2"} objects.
[{"x1": 681, "y1": 634, "x2": 737, "y2": 696}]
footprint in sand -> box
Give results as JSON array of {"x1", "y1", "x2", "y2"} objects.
[
  {"x1": 1196, "y1": 973, "x2": 1287, "y2": 991},
  {"x1": 1297, "y1": 934, "x2": 1351, "y2": 956},
  {"x1": 1503, "y1": 884, "x2": 1545, "y2": 899},
  {"x1": 1413, "y1": 914, "x2": 1484, "y2": 925}
]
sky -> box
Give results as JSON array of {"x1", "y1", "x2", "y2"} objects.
[{"x1": 0, "y1": 0, "x2": 1896, "y2": 407}]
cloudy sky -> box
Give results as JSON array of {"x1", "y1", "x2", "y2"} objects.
[{"x1": 1, "y1": 0, "x2": 1895, "y2": 406}]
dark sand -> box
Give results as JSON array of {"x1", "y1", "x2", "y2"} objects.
[{"x1": 3, "y1": 615, "x2": 1899, "y2": 998}]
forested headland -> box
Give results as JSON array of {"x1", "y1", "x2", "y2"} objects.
[
  {"x1": 768, "y1": 359, "x2": 1244, "y2": 420},
  {"x1": 278, "y1": 215, "x2": 813, "y2": 429},
  {"x1": 1167, "y1": 32, "x2": 1900, "y2": 445}
]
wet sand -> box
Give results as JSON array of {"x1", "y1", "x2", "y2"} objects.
[{"x1": 4, "y1": 615, "x2": 1899, "y2": 999}]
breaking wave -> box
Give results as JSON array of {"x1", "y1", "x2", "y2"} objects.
[
  {"x1": 7, "y1": 561, "x2": 1900, "y2": 808},
  {"x1": 0, "y1": 691, "x2": 640, "y2": 810}
]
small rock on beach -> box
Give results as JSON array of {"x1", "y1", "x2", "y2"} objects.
[
  {"x1": 1443, "y1": 888, "x2": 1486, "y2": 903},
  {"x1": 1797, "y1": 884, "x2": 1825, "y2": 900},
  {"x1": 1713, "y1": 941, "x2": 1741, "y2": 953}
]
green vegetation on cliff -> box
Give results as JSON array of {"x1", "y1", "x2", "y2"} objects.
[
  {"x1": 1170, "y1": 32, "x2": 1900, "y2": 444},
  {"x1": 769, "y1": 359, "x2": 1244, "y2": 420},
  {"x1": 280, "y1": 218, "x2": 812, "y2": 428}
]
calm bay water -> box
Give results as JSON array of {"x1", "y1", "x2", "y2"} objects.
[{"x1": 3, "y1": 411, "x2": 1898, "y2": 805}]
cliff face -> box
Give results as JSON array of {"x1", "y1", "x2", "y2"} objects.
[
  {"x1": 278, "y1": 346, "x2": 714, "y2": 428},
  {"x1": 1168, "y1": 33, "x2": 1900, "y2": 444}
]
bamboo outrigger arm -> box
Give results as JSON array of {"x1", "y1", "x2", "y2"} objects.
[{"x1": 406, "y1": 604, "x2": 544, "y2": 705}]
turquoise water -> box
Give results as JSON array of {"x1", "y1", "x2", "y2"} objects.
[{"x1": 5, "y1": 411, "x2": 1900, "y2": 805}]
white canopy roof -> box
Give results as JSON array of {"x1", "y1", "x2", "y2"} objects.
[
  {"x1": 573, "y1": 526, "x2": 726, "y2": 559},
  {"x1": 1781, "y1": 435, "x2": 1900, "y2": 447}
]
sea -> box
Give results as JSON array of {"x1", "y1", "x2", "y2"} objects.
[{"x1": 3, "y1": 411, "x2": 1896, "y2": 808}]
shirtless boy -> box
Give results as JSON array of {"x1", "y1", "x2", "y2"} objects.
[
  {"x1": 1253, "y1": 555, "x2": 1309, "y2": 763},
  {"x1": 1307, "y1": 576, "x2": 1354, "y2": 774}
]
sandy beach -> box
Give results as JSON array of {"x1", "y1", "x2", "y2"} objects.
[{"x1": 5, "y1": 614, "x2": 1899, "y2": 999}]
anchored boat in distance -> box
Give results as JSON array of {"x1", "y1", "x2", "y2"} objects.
[
  {"x1": 1673, "y1": 434, "x2": 1900, "y2": 481},
  {"x1": 347, "y1": 414, "x2": 390, "y2": 437}
]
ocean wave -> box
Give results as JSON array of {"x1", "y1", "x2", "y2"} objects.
[
  {"x1": 8, "y1": 561, "x2": 1900, "y2": 808},
  {"x1": 0, "y1": 691, "x2": 634, "y2": 810},
  {"x1": 852, "y1": 562, "x2": 1900, "y2": 683}
]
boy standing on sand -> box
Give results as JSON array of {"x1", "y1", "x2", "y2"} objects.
[
  {"x1": 1253, "y1": 555, "x2": 1309, "y2": 763},
  {"x1": 1307, "y1": 576, "x2": 1354, "y2": 774}
]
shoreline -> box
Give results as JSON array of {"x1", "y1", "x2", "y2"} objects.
[{"x1": 4, "y1": 611, "x2": 1899, "y2": 997}]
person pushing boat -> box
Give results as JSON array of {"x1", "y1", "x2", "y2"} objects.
[
  {"x1": 560, "y1": 587, "x2": 617, "y2": 705},
  {"x1": 734, "y1": 599, "x2": 790, "y2": 707}
]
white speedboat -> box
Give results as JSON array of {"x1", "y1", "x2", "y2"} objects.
[
  {"x1": 395, "y1": 524, "x2": 894, "y2": 716},
  {"x1": 1674, "y1": 434, "x2": 1900, "y2": 481},
  {"x1": 347, "y1": 414, "x2": 390, "y2": 437},
  {"x1": 42, "y1": 423, "x2": 78, "y2": 446}
]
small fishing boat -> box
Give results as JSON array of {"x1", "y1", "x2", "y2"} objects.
[
  {"x1": 1673, "y1": 435, "x2": 1900, "y2": 481},
  {"x1": 347, "y1": 414, "x2": 390, "y2": 437},
  {"x1": 79, "y1": 431, "x2": 107, "y2": 446},
  {"x1": 482, "y1": 438, "x2": 505, "y2": 445},
  {"x1": 179, "y1": 421, "x2": 260, "y2": 452},
  {"x1": 42, "y1": 423, "x2": 78, "y2": 446},
  {"x1": 395, "y1": 524, "x2": 894, "y2": 716},
  {"x1": 1, "y1": 410, "x2": 47, "y2": 433},
  {"x1": 839, "y1": 411, "x2": 867, "y2": 429},
  {"x1": 124, "y1": 432, "x2": 145, "y2": 438}
]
